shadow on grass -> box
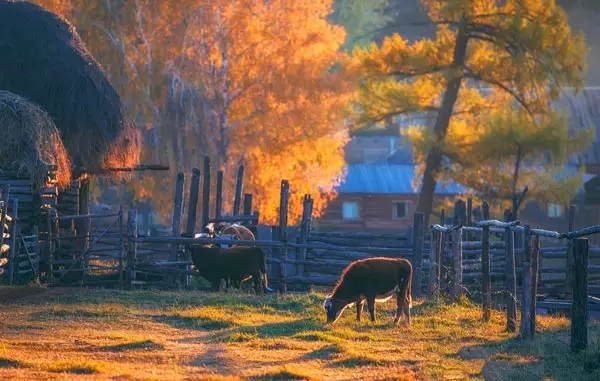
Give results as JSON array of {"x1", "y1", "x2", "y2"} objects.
[
  {"x1": 151, "y1": 314, "x2": 234, "y2": 331},
  {"x1": 0, "y1": 357, "x2": 25, "y2": 368},
  {"x1": 208, "y1": 319, "x2": 324, "y2": 343},
  {"x1": 456, "y1": 324, "x2": 600, "y2": 381},
  {"x1": 99, "y1": 340, "x2": 164, "y2": 352},
  {"x1": 300, "y1": 343, "x2": 344, "y2": 360}
]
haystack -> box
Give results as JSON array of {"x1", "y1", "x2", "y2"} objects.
[
  {"x1": 0, "y1": 1, "x2": 141, "y2": 172},
  {"x1": 0, "y1": 91, "x2": 71, "y2": 188}
]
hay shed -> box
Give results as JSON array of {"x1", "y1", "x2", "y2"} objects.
[
  {"x1": 0, "y1": 0, "x2": 141, "y2": 172},
  {"x1": 0, "y1": 91, "x2": 69, "y2": 232}
]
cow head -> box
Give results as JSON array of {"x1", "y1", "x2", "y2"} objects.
[
  {"x1": 323, "y1": 294, "x2": 351, "y2": 324},
  {"x1": 203, "y1": 222, "x2": 216, "y2": 238}
]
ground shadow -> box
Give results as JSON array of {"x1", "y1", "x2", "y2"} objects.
[
  {"x1": 205, "y1": 319, "x2": 325, "y2": 343},
  {"x1": 455, "y1": 325, "x2": 600, "y2": 381}
]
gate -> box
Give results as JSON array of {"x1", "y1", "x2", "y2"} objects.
[{"x1": 48, "y1": 207, "x2": 125, "y2": 287}]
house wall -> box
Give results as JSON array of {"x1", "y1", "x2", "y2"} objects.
[{"x1": 314, "y1": 193, "x2": 453, "y2": 233}]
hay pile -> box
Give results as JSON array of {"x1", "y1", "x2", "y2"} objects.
[
  {"x1": 0, "y1": 91, "x2": 71, "y2": 188},
  {"x1": 0, "y1": 1, "x2": 141, "y2": 171}
]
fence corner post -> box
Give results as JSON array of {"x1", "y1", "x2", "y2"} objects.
[
  {"x1": 519, "y1": 225, "x2": 533, "y2": 340},
  {"x1": 571, "y1": 237, "x2": 589, "y2": 353}
]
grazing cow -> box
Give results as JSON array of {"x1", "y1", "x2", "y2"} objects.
[
  {"x1": 188, "y1": 244, "x2": 271, "y2": 293},
  {"x1": 323, "y1": 257, "x2": 413, "y2": 325}
]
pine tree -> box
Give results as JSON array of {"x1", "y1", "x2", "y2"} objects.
[{"x1": 350, "y1": 0, "x2": 589, "y2": 225}]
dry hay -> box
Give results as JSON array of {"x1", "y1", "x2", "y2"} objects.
[
  {"x1": 0, "y1": 1, "x2": 141, "y2": 174},
  {"x1": 0, "y1": 91, "x2": 71, "y2": 188}
]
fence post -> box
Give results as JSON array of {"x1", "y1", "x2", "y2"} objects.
[
  {"x1": 505, "y1": 226, "x2": 517, "y2": 332},
  {"x1": 7, "y1": 199, "x2": 19, "y2": 285},
  {"x1": 215, "y1": 170, "x2": 223, "y2": 218},
  {"x1": 186, "y1": 168, "x2": 201, "y2": 236},
  {"x1": 233, "y1": 165, "x2": 245, "y2": 216},
  {"x1": 243, "y1": 194, "x2": 253, "y2": 219},
  {"x1": 169, "y1": 172, "x2": 185, "y2": 263},
  {"x1": 566, "y1": 205, "x2": 576, "y2": 297},
  {"x1": 412, "y1": 212, "x2": 424, "y2": 299},
  {"x1": 46, "y1": 208, "x2": 54, "y2": 285},
  {"x1": 482, "y1": 201, "x2": 491, "y2": 322},
  {"x1": 296, "y1": 195, "x2": 312, "y2": 283},
  {"x1": 185, "y1": 168, "x2": 201, "y2": 288},
  {"x1": 201, "y1": 156, "x2": 211, "y2": 229},
  {"x1": 429, "y1": 230, "x2": 441, "y2": 300},
  {"x1": 127, "y1": 209, "x2": 138, "y2": 290},
  {"x1": 571, "y1": 238, "x2": 588, "y2": 353},
  {"x1": 519, "y1": 225, "x2": 533, "y2": 339},
  {"x1": 530, "y1": 229, "x2": 540, "y2": 336},
  {"x1": 451, "y1": 200, "x2": 465, "y2": 298},
  {"x1": 439, "y1": 209, "x2": 446, "y2": 294},
  {"x1": 278, "y1": 180, "x2": 290, "y2": 293},
  {"x1": 118, "y1": 205, "x2": 125, "y2": 289}
]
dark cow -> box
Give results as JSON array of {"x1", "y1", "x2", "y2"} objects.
[
  {"x1": 189, "y1": 244, "x2": 270, "y2": 293},
  {"x1": 323, "y1": 257, "x2": 413, "y2": 325}
]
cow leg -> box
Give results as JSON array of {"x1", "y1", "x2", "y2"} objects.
[
  {"x1": 402, "y1": 294, "x2": 411, "y2": 326},
  {"x1": 393, "y1": 292, "x2": 403, "y2": 325},
  {"x1": 356, "y1": 301, "x2": 363, "y2": 322},
  {"x1": 366, "y1": 297, "x2": 376, "y2": 323}
]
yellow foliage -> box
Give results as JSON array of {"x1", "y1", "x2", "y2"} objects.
[
  {"x1": 34, "y1": 0, "x2": 353, "y2": 225},
  {"x1": 351, "y1": 0, "x2": 589, "y2": 212}
]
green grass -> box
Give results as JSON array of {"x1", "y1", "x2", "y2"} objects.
[{"x1": 0, "y1": 286, "x2": 599, "y2": 380}]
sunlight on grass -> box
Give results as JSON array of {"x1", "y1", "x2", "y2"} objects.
[
  {"x1": 1, "y1": 287, "x2": 599, "y2": 380},
  {"x1": 47, "y1": 359, "x2": 105, "y2": 374}
]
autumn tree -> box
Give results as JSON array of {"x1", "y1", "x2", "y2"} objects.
[
  {"x1": 332, "y1": 0, "x2": 391, "y2": 50},
  {"x1": 350, "y1": 0, "x2": 588, "y2": 225},
  {"x1": 37, "y1": 0, "x2": 352, "y2": 225}
]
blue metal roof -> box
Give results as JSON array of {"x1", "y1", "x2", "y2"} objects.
[
  {"x1": 336, "y1": 163, "x2": 595, "y2": 195},
  {"x1": 336, "y1": 164, "x2": 468, "y2": 195}
]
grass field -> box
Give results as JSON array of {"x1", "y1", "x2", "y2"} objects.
[{"x1": 0, "y1": 286, "x2": 599, "y2": 380}]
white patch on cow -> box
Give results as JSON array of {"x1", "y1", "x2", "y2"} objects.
[
  {"x1": 374, "y1": 286, "x2": 400, "y2": 303},
  {"x1": 323, "y1": 296, "x2": 333, "y2": 311}
]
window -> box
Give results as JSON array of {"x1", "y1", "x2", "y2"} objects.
[
  {"x1": 342, "y1": 202, "x2": 360, "y2": 220},
  {"x1": 548, "y1": 203, "x2": 564, "y2": 218},
  {"x1": 392, "y1": 202, "x2": 409, "y2": 219}
]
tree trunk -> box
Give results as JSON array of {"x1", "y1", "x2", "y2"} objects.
[{"x1": 416, "y1": 27, "x2": 469, "y2": 227}]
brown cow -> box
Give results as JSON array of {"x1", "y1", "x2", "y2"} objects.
[
  {"x1": 204, "y1": 222, "x2": 255, "y2": 242},
  {"x1": 323, "y1": 257, "x2": 413, "y2": 325}
]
